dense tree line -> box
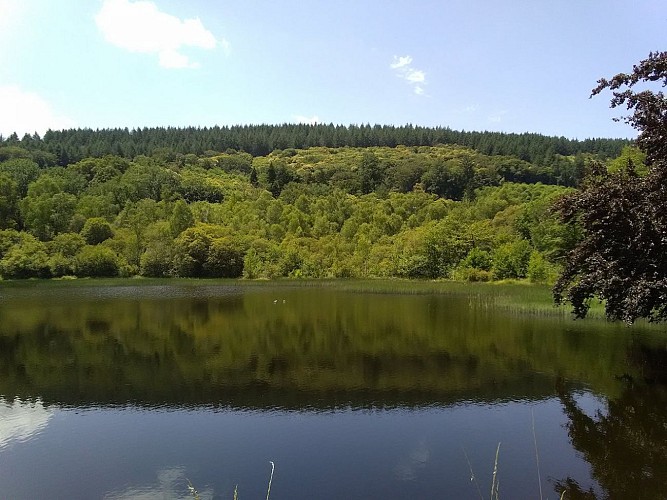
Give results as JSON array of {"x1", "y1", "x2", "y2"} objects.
[
  {"x1": 0, "y1": 142, "x2": 584, "y2": 282},
  {"x1": 1, "y1": 123, "x2": 628, "y2": 168}
]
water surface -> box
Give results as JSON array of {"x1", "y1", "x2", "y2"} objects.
[{"x1": 0, "y1": 281, "x2": 665, "y2": 499}]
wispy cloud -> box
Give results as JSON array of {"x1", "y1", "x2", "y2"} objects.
[
  {"x1": 95, "y1": 0, "x2": 225, "y2": 69},
  {"x1": 488, "y1": 109, "x2": 508, "y2": 123},
  {"x1": 293, "y1": 115, "x2": 320, "y2": 125},
  {"x1": 390, "y1": 56, "x2": 412, "y2": 70},
  {"x1": 0, "y1": 85, "x2": 75, "y2": 137},
  {"x1": 390, "y1": 55, "x2": 427, "y2": 96}
]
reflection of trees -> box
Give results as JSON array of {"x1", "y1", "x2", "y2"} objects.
[
  {"x1": 0, "y1": 288, "x2": 567, "y2": 407},
  {"x1": 0, "y1": 285, "x2": 660, "y2": 413},
  {"x1": 555, "y1": 343, "x2": 667, "y2": 499}
]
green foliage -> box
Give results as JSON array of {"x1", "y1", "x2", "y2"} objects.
[
  {"x1": 205, "y1": 237, "x2": 246, "y2": 278},
  {"x1": 48, "y1": 232, "x2": 86, "y2": 257},
  {"x1": 526, "y1": 251, "x2": 559, "y2": 284},
  {"x1": 172, "y1": 224, "x2": 226, "y2": 277},
  {"x1": 0, "y1": 158, "x2": 40, "y2": 197},
  {"x1": 358, "y1": 151, "x2": 385, "y2": 194},
  {"x1": 0, "y1": 139, "x2": 583, "y2": 283},
  {"x1": 607, "y1": 145, "x2": 647, "y2": 175},
  {"x1": 492, "y1": 240, "x2": 532, "y2": 280},
  {"x1": 177, "y1": 168, "x2": 224, "y2": 203},
  {"x1": 5, "y1": 125, "x2": 627, "y2": 167},
  {"x1": 76, "y1": 194, "x2": 119, "y2": 220},
  {"x1": 47, "y1": 232, "x2": 86, "y2": 276},
  {"x1": 0, "y1": 173, "x2": 19, "y2": 229},
  {"x1": 460, "y1": 247, "x2": 493, "y2": 272},
  {"x1": 20, "y1": 176, "x2": 77, "y2": 240},
  {"x1": 80, "y1": 217, "x2": 114, "y2": 245},
  {"x1": 169, "y1": 199, "x2": 195, "y2": 236},
  {"x1": 0, "y1": 233, "x2": 51, "y2": 279},
  {"x1": 74, "y1": 246, "x2": 120, "y2": 277},
  {"x1": 0, "y1": 229, "x2": 22, "y2": 259}
]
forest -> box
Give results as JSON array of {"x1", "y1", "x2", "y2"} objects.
[
  {"x1": 0, "y1": 128, "x2": 641, "y2": 283},
  {"x1": 1, "y1": 123, "x2": 627, "y2": 166}
]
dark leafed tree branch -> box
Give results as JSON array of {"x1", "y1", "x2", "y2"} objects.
[{"x1": 554, "y1": 51, "x2": 667, "y2": 323}]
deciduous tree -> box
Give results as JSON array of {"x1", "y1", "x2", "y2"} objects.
[{"x1": 554, "y1": 52, "x2": 667, "y2": 322}]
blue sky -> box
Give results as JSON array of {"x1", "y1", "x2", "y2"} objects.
[{"x1": 0, "y1": 0, "x2": 664, "y2": 140}]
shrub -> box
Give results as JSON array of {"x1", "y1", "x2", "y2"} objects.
[
  {"x1": 492, "y1": 240, "x2": 532, "y2": 280},
  {"x1": 0, "y1": 234, "x2": 51, "y2": 279},
  {"x1": 74, "y1": 246, "x2": 119, "y2": 277},
  {"x1": 140, "y1": 245, "x2": 172, "y2": 277}
]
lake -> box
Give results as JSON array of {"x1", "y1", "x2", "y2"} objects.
[{"x1": 0, "y1": 280, "x2": 665, "y2": 499}]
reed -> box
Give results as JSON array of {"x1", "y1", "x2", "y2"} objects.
[{"x1": 187, "y1": 461, "x2": 274, "y2": 500}]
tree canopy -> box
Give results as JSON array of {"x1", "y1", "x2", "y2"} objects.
[
  {"x1": 554, "y1": 51, "x2": 667, "y2": 323},
  {"x1": 0, "y1": 123, "x2": 627, "y2": 168}
]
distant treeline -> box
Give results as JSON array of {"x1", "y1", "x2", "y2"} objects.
[{"x1": 1, "y1": 123, "x2": 629, "y2": 166}]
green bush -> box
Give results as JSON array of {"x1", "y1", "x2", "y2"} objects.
[
  {"x1": 0, "y1": 235, "x2": 51, "y2": 279},
  {"x1": 49, "y1": 254, "x2": 76, "y2": 277},
  {"x1": 492, "y1": 240, "x2": 532, "y2": 280},
  {"x1": 452, "y1": 266, "x2": 493, "y2": 282},
  {"x1": 140, "y1": 245, "x2": 173, "y2": 277},
  {"x1": 460, "y1": 247, "x2": 492, "y2": 271},
  {"x1": 74, "y1": 246, "x2": 119, "y2": 277},
  {"x1": 204, "y1": 237, "x2": 245, "y2": 278},
  {"x1": 48, "y1": 232, "x2": 86, "y2": 257}
]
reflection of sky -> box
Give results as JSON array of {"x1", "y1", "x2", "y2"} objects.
[
  {"x1": 394, "y1": 440, "x2": 431, "y2": 481},
  {"x1": 0, "y1": 397, "x2": 54, "y2": 449},
  {"x1": 104, "y1": 466, "x2": 214, "y2": 500}
]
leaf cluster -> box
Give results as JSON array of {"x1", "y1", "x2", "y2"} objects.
[{"x1": 556, "y1": 52, "x2": 667, "y2": 322}]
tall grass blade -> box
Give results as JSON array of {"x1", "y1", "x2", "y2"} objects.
[
  {"x1": 266, "y1": 461, "x2": 275, "y2": 500},
  {"x1": 532, "y1": 409, "x2": 543, "y2": 500},
  {"x1": 462, "y1": 446, "x2": 484, "y2": 500},
  {"x1": 491, "y1": 442, "x2": 501, "y2": 500}
]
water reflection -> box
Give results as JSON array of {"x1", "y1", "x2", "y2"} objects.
[
  {"x1": 555, "y1": 342, "x2": 667, "y2": 500},
  {"x1": 393, "y1": 439, "x2": 431, "y2": 481},
  {"x1": 0, "y1": 282, "x2": 665, "y2": 498},
  {"x1": 104, "y1": 467, "x2": 215, "y2": 500},
  {"x1": 0, "y1": 398, "x2": 53, "y2": 449},
  {"x1": 0, "y1": 284, "x2": 650, "y2": 408}
]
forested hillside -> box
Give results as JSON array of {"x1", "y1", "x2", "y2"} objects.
[
  {"x1": 0, "y1": 139, "x2": 630, "y2": 282},
  {"x1": 1, "y1": 124, "x2": 627, "y2": 166}
]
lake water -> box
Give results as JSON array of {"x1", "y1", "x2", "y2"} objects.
[{"x1": 0, "y1": 281, "x2": 665, "y2": 499}]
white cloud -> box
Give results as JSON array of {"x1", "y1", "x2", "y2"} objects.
[
  {"x1": 95, "y1": 0, "x2": 224, "y2": 69},
  {"x1": 0, "y1": 398, "x2": 54, "y2": 449},
  {"x1": 390, "y1": 55, "x2": 427, "y2": 96},
  {"x1": 390, "y1": 55, "x2": 412, "y2": 69},
  {"x1": 488, "y1": 110, "x2": 508, "y2": 123},
  {"x1": 293, "y1": 115, "x2": 321, "y2": 125},
  {"x1": 0, "y1": 85, "x2": 76, "y2": 137}
]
